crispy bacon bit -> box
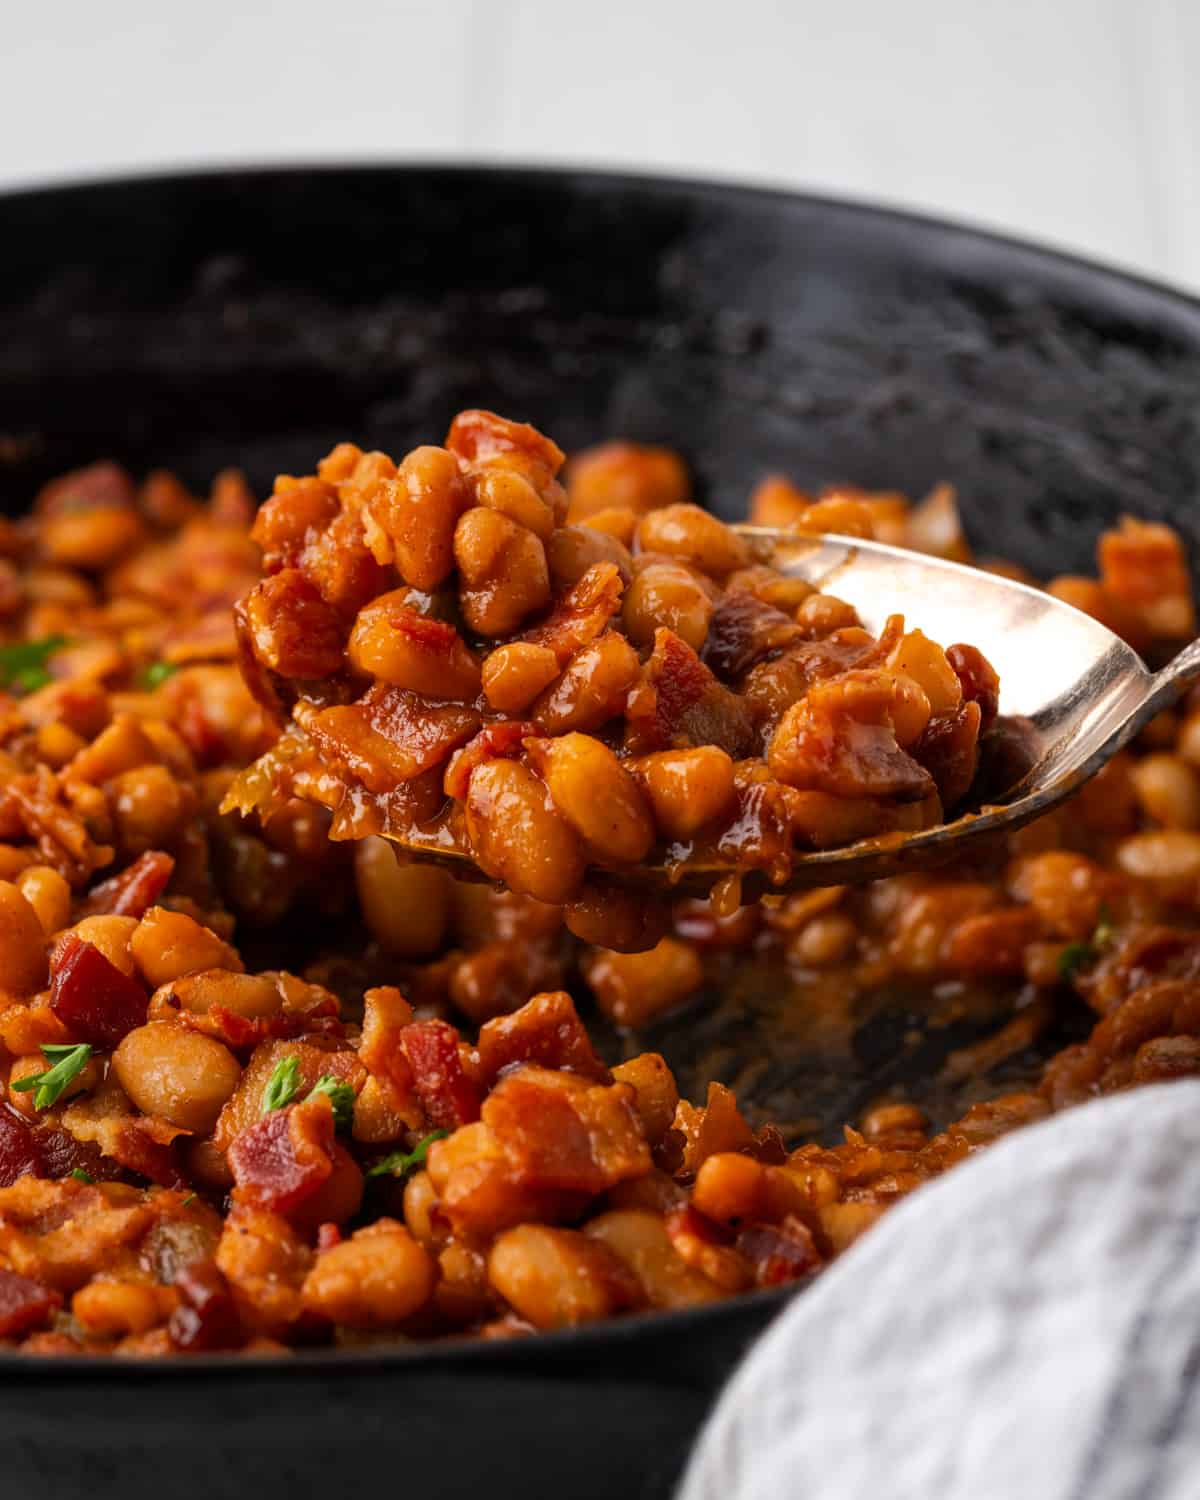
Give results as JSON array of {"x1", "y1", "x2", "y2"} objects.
[
  {"x1": 702, "y1": 591, "x2": 802, "y2": 681},
  {"x1": 947, "y1": 644, "x2": 1000, "y2": 734},
  {"x1": 167, "y1": 1259, "x2": 244, "y2": 1352},
  {"x1": 625, "y1": 629, "x2": 756, "y2": 757},
  {"x1": 443, "y1": 721, "x2": 537, "y2": 801},
  {"x1": 308, "y1": 686, "x2": 479, "y2": 795},
  {"x1": 227, "y1": 1094, "x2": 336, "y2": 1215},
  {"x1": 251, "y1": 480, "x2": 339, "y2": 572},
  {"x1": 0, "y1": 1268, "x2": 61, "y2": 1337},
  {"x1": 0, "y1": 1107, "x2": 44, "y2": 1187},
  {"x1": 401, "y1": 1020, "x2": 482, "y2": 1131},
  {"x1": 476, "y1": 991, "x2": 610, "y2": 1086},
  {"x1": 521, "y1": 563, "x2": 625, "y2": 666},
  {"x1": 80, "y1": 850, "x2": 175, "y2": 919},
  {"x1": 912, "y1": 701, "x2": 982, "y2": 809},
  {"x1": 240, "y1": 569, "x2": 346, "y2": 679},
  {"x1": 50, "y1": 936, "x2": 149, "y2": 1048},
  {"x1": 735, "y1": 1215, "x2": 823, "y2": 1286}
]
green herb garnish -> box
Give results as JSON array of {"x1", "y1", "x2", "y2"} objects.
[
  {"x1": 308, "y1": 1075, "x2": 355, "y2": 1132},
  {"x1": 138, "y1": 660, "x2": 180, "y2": 690},
  {"x1": 0, "y1": 636, "x2": 69, "y2": 696},
  {"x1": 181, "y1": 1193, "x2": 197, "y2": 1208},
  {"x1": 261, "y1": 1055, "x2": 302, "y2": 1114},
  {"x1": 366, "y1": 1129, "x2": 450, "y2": 1182},
  {"x1": 70, "y1": 1168, "x2": 95, "y2": 1184},
  {"x1": 1058, "y1": 908, "x2": 1117, "y2": 983},
  {"x1": 10, "y1": 1043, "x2": 93, "y2": 1110}
]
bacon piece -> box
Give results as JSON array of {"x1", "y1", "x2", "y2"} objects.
[
  {"x1": 0, "y1": 1107, "x2": 44, "y2": 1187},
  {"x1": 308, "y1": 686, "x2": 479, "y2": 794},
  {"x1": 0, "y1": 1267, "x2": 61, "y2": 1337},
  {"x1": 624, "y1": 629, "x2": 756, "y2": 757},
  {"x1": 946, "y1": 644, "x2": 1000, "y2": 734},
  {"x1": 80, "y1": 850, "x2": 174, "y2": 919},
  {"x1": 912, "y1": 700, "x2": 982, "y2": 809},
  {"x1": 443, "y1": 721, "x2": 536, "y2": 801},
  {"x1": 735, "y1": 1215, "x2": 823, "y2": 1286},
  {"x1": 227, "y1": 1094, "x2": 336, "y2": 1215},
  {"x1": 50, "y1": 936, "x2": 149, "y2": 1048},
  {"x1": 240, "y1": 569, "x2": 346, "y2": 679},
  {"x1": 446, "y1": 409, "x2": 566, "y2": 477},
  {"x1": 520, "y1": 563, "x2": 624, "y2": 666},
  {"x1": 702, "y1": 591, "x2": 802, "y2": 681},
  {"x1": 299, "y1": 506, "x2": 389, "y2": 618},
  {"x1": 400, "y1": 1020, "x2": 482, "y2": 1131},
  {"x1": 476, "y1": 991, "x2": 610, "y2": 1087},
  {"x1": 168, "y1": 1259, "x2": 244, "y2": 1352}
]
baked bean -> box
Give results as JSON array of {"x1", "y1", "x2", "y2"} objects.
[
  {"x1": 1130, "y1": 753, "x2": 1200, "y2": 830},
  {"x1": 692, "y1": 1153, "x2": 766, "y2": 1224},
  {"x1": 465, "y1": 759, "x2": 586, "y2": 904},
  {"x1": 364, "y1": 445, "x2": 468, "y2": 589},
  {"x1": 526, "y1": 734, "x2": 654, "y2": 864},
  {"x1": 566, "y1": 442, "x2": 689, "y2": 520},
  {"x1": 547, "y1": 525, "x2": 634, "y2": 592},
  {"x1": 481, "y1": 642, "x2": 561, "y2": 714},
  {"x1": 301, "y1": 1220, "x2": 435, "y2": 1327},
  {"x1": 622, "y1": 561, "x2": 713, "y2": 651},
  {"x1": 454, "y1": 508, "x2": 551, "y2": 636},
  {"x1": 1116, "y1": 830, "x2": 1200, "y2": 897},
  {"x1": 627, "y1": 747, "x2": 736, "y2": 840},
  {"x1": 15, "y1": 866, "x2": 71, "y2": 937},
  {"x1": 531, "y1": 632, "x2": 640, "y2": 735},
  {"x1": 111, "y1": 765, "x2": 192, "y2": 856},
  {"x1": 473, "y1": 467, "x2": 556, "y2": 540},
  {"x1": 487, "y1": 1224, "x2": 642, "y2": 1329},
  {"x1": 402, "y1": 1170, "x2": 447, "y2": 1251},
  {"x1": 886, "y1": 630, "x2": 962, "y2": 714},
  {"x1": 113, "y1": 1023, "x2": 242, "y2": 1132},
  {"x1": 635, "y1": 505, "x2": 750, "y2": 578},
  {"x1": 72, "y1": 1281, "x2": 174, "y2": 1337},
  {"x1": 748, "y1": 475, "x2": 812, "y2": 529},
  {"x1": 42, "y1": 506, "x2": 144, "y2": 569},
  {"x1": 66, "y1": 915, "x2": 139, "y2": 977},
  {"x1": 611, "y1": 1054, "x2": 679, "y2": 1144},
  {"x1": 584, "y1": 1210, "x2": 723, "y2": 1309},
  {"x1": 354, "y1": 837, "x2": 452, "y2": 957},
  {"x1": 155, "y1": 970, "x2": 280, "y2": 1020},
  {"x1": 131, "y1": 907, "x2": 243, "y2": 988},
  {"x1": 347, "y1": 590, "x2": 481, "y2": 701},
  {"x1": 790, "y1": 912, "x2": 858, "y2": 966},
  {"x1": 583, "y1": 938, "x2": 703, "y2": 1027}
]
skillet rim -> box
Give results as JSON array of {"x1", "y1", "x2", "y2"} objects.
[{"x1": 1, "y1": 159, "x2": 1198, "y2": 1375}]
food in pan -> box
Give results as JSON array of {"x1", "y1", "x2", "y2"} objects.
[
  {"x1": 228, "y1": 410, "x2": 1001, "y2": 949},
  {"x1": 0, "y1": 414, "x2": 1196, "y2": 1355}
]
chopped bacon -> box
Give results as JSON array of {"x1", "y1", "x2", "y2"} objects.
[
  {"x1": 227, "y1": 1094, "x2": 336, "y2": 1215},
  {"x1": 50, "y1": 936, "x2": 149, "y2": 1048},
  {"x1": 400, "y1": 1019, "x2": 482, "y2": 1130},
  {"x1": 0, "y1": 1106, "x2": 44, "y2": 1187},
  {"x1": 476, "y1": 991, "x2": 610, "y2": 1086},
  {"x1": 299, "y1": 505, "x2": 389, "y2": 618},
  {"x1": 308, "y1": 686, "x2": 479, "y2": 795},
  {"x1": 0, "y1": 1268, "x2": 61, "y2": 1337},
  {"x1": 239, "y1": 569, "x2": 346, "y2": 679},
  {"x1": 443, "y1": 721, "x2": 537, "y2": 801},
  {"x1": 735, "y1": 1215, "x2": 823, "y2": 1286},
  {"x1": 912, "y1": 701, "x2": 982, "y2": 809},
  {"x1": 167, "y1": 1258, "x2": 244, "y2": 1352},
  {"x1": 251, "y1": 479, "x2": 339, "y2": 572},
  {"x1": 520, "y1": 563, "x2": 624, "y2": 666},
  {"x1": 625, "y1": 629, "x2": 756, "y2": 757},
  {"x1": 702, "y1": 591, "x2": 802, "y2": 681},
  {"x1": 446, "y1": 409, "x2": 566, "y2": 477},
  {"x1": 80, "y1": 850, "x2": 174, "y2": 919}
]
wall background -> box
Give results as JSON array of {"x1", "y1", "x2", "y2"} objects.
[{"x1": 1, "y1": 0, "x2": 1196, "y2": 294}]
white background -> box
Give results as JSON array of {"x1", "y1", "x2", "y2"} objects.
[{"x1": 1, "y1": 0, "x2": 1197, "y2": 293}]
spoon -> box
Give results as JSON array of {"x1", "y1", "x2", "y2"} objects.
[{"x1": 383, "y1": 527, "x2": 1200, "y2": 896}]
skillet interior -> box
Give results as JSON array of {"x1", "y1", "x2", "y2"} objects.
[{"x1": 2, "y1": 164, "x2": 1200, "y2": 1500}]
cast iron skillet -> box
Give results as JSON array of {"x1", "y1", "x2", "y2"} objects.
[{"x1": 2, "y1": 165, "x2": 1200, "y2": 1500}]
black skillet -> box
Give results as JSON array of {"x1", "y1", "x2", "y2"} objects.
[{"x1": 2, "y1": 166, "x2": 1200, "y2": 1500}]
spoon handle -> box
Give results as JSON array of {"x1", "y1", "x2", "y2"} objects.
[{"x1": 1147, "y1": 635, "x2": 1200, "y2": 714}]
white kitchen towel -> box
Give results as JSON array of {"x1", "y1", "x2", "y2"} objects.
[{"x1": 679, "y1": 1080, "x2": 1200, "y2": 1500}]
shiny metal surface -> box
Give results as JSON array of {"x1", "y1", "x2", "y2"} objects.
[{"x1": 384, "y1": 527, "x2": 1200, "y2": 894}]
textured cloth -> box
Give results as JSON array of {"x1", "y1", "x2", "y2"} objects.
[{"x1": 679, "y1": 1081, "x2": 1200, "y2": 1500}]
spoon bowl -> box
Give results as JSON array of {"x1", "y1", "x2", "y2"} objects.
[{"x1": 384, "y1": 527, "x2": 1200, "y2": 895}]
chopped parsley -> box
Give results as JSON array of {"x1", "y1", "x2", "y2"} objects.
[
  {"x1": 308, "y1": 1075, "x2": 356, "y2": 1132},
  {"x1": 366, "y1": 1129, "x2": 450, "y2": 1182},
  {"x1": 181, "y1": 1193, "x2": 197, "y2": 1208},
  {"x1": 260, "y1": 1055, "x2": 302, "y2": 1114},
  {"x1": 1058, "y1": 907, "x2": 1116, "y2": 983},
  {"x1": 0, "y1": 636, "x2": 69, "y2": 696},
  {"x1": 70, "y1": 1168, "x2": 95, "y2": 1184},
  {"x1": 138, "y1": 660, "x2": 180, "y2": 689},
  {"x1": 10, "y1": 1043, "x2": 93, "y2": 1111}
]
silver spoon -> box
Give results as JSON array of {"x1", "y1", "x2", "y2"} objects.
[{"x1": 383, "y1": 527, "x2": 1200, "y2": 895}]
